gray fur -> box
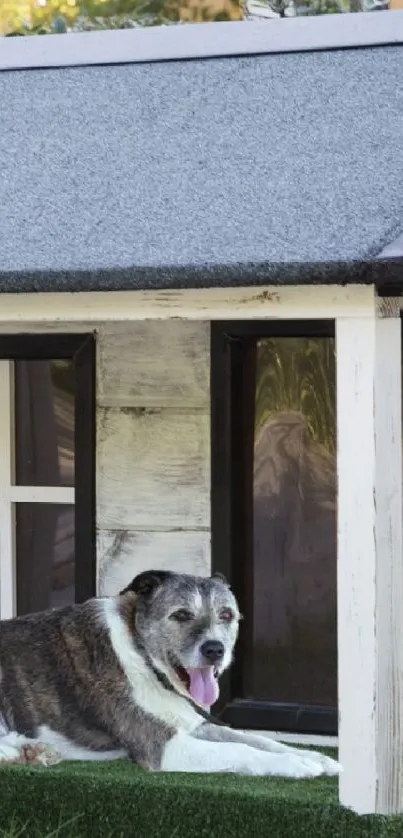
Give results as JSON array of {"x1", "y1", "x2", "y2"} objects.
[{"x1": 0, "y1": 596, "x2": 174, "y2": 768}]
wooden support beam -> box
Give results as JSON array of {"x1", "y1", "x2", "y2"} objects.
[
  {"x1": 336, "y1": 298, "x2": 403, "y2": 814},
  {"x1": 0, "y1": 285, "x2": 375, "y2": 324}
]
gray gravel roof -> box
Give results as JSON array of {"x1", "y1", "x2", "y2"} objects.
[{"x1": 1, "y1": 42, "x2": 403, "y2": 292}]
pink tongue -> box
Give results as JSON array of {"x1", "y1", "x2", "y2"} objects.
[{"x1": 187, "y1": 667, "x2": 219, "y2": 708}]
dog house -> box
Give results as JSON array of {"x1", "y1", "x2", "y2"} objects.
[{"x1": 1, "y1": 11, "x2": 403, "y2": 817}]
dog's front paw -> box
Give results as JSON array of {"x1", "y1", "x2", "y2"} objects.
[
  {"x1": 294, "y1": 749, "x2": 342, "y2": 777},
  {"x1": 24, "y1": 744, "x2": 63, "y2": 766},
  {"x1": 269, "y1": 753, "x2": 325, "y2": 779},
  {"x1": 0, "y1": 738, "x2": 62, "y2": 767},
  {"x1": 247, "y1": 751, "x2": 324, "y2": 779}
]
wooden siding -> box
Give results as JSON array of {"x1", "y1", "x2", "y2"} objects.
[{"x1": 95, "y1": 322, "x2": 211, "y2": 593}]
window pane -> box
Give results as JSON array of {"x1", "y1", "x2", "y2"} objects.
[
  {"x1": 16, "y1": 504, "x2": 75, "y2": 615},
  {"x1": 15, "y1": 360, "x2": 75, "y2": 487},
  {"x1": 250, "y1": 337, "x2": 337, "y2": 706}
]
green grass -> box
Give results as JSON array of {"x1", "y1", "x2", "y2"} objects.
[
  {"x1": 0, "y1": 753, "x2": 401, "y2": 838},
  {"x1": 0, "y1": 813, "x2": 82, "y2": 838}
]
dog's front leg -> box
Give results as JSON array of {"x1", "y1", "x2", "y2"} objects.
[
  {"x1": 192, "y1": 723, "x2": 341, "y2": 777},
  {"x1": 160, "y1": 731, "x2": 329, "y2": 778}
]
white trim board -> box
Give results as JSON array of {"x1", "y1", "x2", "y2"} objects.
[
  {"x1": 0, "y1": 362, "x2": 15, "y2": 620},
  {"x1": 0, "y1": 12, "x2": 403, "y2": 72},
  {"x1": 7, "y1": 486, "x2": 74, "y2": 504},
  {"x1": 336, "y1": 304, "x2": 403, "y2": 815},
  {"x1": 0, "y1": 285, "x2": 376, "y2": 323}
]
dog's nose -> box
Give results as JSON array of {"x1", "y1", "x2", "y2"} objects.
[{"x1": 200, "y1": 640, "x2": 225, "y2": 664}]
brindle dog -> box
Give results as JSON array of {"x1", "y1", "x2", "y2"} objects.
[{"x1": 0, "y1": 570, "x2": 341, "y2": 778}]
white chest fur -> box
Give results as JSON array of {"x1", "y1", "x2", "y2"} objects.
[{"x1": 101, "y1": 599, "x2": 201, "y2": 734}]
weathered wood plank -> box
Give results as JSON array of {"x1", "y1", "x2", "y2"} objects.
[
  {"x1": 337, "y1": 315, "x2": 377, "y2": 814},
  {"x1": 97, "y1": 407, "x2": 210, "y2": 530},
  {"x1": 0, "y1": 285, "x2": 376, "y2": 323},
  {"x1": 97, "y1": 529, "x2": 211, "y2": 595},
  {"x1": 337, "y1": 310, "x2": 403, "y2": 815},
  {"x1": 373, "y1": 311, "x2": 403, "y2": 815},
  {"x1": 97, "y1": 322, "x2": 209, "y2": 407}
]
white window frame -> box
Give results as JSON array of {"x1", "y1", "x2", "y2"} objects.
[{"x1": 0, "y1": 360, "x2": 74, "y2": 620}]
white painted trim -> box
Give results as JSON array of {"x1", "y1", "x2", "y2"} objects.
[
  {"x1": 7, "y1": 486, "x2": 75, "y2": 505},
  {"x1": 0, "y1": 286, "x2": 375, "y2": 324},
  {"x1": 0, "y1": 362, "x2": 16, "y2": 620},
  {"x1": 337, "y1": 315, "x2": 377, "y2": 815},
  {"x1": 373, "y1": 311, "x2": 403, "y2": 815},
  {"x1": 336, "y1": 306, "x2": 403, "y2": 815},
  {"x1": 0, "y1": 12, "x2": 402, "y2": 72},
  {"x1": 0, "y1": 363, "x2": 75, "y2": 620}
]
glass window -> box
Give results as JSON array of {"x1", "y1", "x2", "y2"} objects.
[
  {"x1": 211, "y1": 325, "x2": 337, "y2": 732},
  {"x1": 13, "y1": 360, "x2": 76, "y2": 615},
  {"x1": 14, "y1": 360, "x2": 75, "y2": 487},
  {"x1": 16, "y1": 504, "x2": 75, "y2": 615},
  {"x1": 250, "y1": 337, "x2": 337, "y2": 706},
  {"x1": 0, "y1": 336, "x2": 94, "y2": 622}
]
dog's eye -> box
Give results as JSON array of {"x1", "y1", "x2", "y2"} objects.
[
  {"x1": 219, "y1": 609, "x2": 233, "y2": 623},
  {"x1": 170, "y1": 609, "x2": 194, "y2": 623}
]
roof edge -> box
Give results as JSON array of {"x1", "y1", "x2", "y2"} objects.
[
  {"x1": 1, "y1": 11, "x2": 403, "y2": 72},
  {"x1": 0, "y1": 258, "x2": 402, "y2": 294}
]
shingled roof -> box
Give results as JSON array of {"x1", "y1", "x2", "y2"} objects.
[{"x1": 1, "y1": 12, "x2": 403, "y2": 293}]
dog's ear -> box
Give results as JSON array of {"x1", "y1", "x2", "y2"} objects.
[
  {"x1": 120, "y1": 570, "x2": 173, "y2": 597},
  {"x1": 211, "y1": 572, "x2": 229, "y2": 586}
]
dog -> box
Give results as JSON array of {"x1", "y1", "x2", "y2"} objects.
[{"x1": 0, "y1": 569, "x2": 341, "y2": 778}]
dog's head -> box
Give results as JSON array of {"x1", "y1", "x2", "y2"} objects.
[{"x1": 120, "y1": 570, "x2": 240, "y2": 709}]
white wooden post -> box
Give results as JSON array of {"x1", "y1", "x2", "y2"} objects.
[
  {"x1": 0, "y1": 361, "x2": 16, "y2": 620},
  {"x1": 337, "y1": 298, "x2": 403, "y2": 815}
]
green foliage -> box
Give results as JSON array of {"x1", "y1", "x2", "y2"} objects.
[
  {"x1": 1, "y1": 0, "x2": 380, "y2": 36},
  {"x1": 0, "y1": 1, "x2": 78, "y2": 36},
  {"x1": 255, "y1": 338, "x2": 336, "y2": 453},
  {"x1": 75, "y1": 0, "x2": 179, "y2": 26},
  {"x1": 1, "y1": 0, "x2": 243, "y2": 36}
]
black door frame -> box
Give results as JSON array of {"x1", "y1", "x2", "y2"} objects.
[
  {"x1": 210, "y1": 320, "x2": 338, "y2": 735},
  {"x1": 0, "y1": 333, "x2": 96, "y2": 605}
]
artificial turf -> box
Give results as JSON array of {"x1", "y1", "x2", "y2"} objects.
[{"x1": 0, "y1": 752, "x2": 402, "y2": 838}]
